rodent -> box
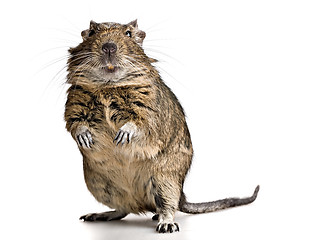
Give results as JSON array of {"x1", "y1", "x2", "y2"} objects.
[{"x1": 64, "y1": 19, "x2": 259, "y2": 234}]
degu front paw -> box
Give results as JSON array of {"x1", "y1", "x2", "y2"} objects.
[
  {"x1": 114, "y1": 122, "x2": 137, "y2": 145},
  {"x1": 75, "y1": 126, "x2": 93, "y2": 149}
]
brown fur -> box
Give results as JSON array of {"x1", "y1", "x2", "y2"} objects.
[{"x1": 64, "y1": 20, "x2": 259, "y2": 233}]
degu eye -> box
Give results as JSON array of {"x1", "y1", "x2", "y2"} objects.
[{"x1": 125, "y1": 30, "x2": 132, "y2": 37}]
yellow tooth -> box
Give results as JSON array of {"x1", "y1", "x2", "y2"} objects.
[{"x1": 107, "y1": 64, "x2": 114, "y2": 70}]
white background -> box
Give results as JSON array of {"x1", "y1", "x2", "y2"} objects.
[{"x1": 1, "y1": 0, "x2": 333, "y2": 239}]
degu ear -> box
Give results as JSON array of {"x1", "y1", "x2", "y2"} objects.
[
  {"x1": 89, "y1": 20, "x2": 98, "y2": 30},
  {"x1": 127, "y1": 19, "x2": 146, "y2": 46},
  {"x1": 128, "y1": 19, "x2": 138, "y2": 28},
  {"x1": 136, "y1": 29, "x2": 146, "y2": 46},
  {"x1": 81, "y1": 20, "x2": 98, "y2": 40}
]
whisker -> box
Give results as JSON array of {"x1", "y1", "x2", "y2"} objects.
[{"x1": 144, "y1": 47, "x2": 184, "y2": 66}]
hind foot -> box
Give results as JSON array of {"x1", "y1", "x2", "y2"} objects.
[
  {"x1": 156, "y1": 221, "x2": 180, "y2": 233},
  {"x1": 79, "y1": 211, "x2": 127, "y2": 221},
  {"x1": 155, "y1": 213, "x2": 179, "y2": 233}
]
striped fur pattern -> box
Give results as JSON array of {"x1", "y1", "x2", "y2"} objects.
[{"x1": 64, "y1": 20, "x2": 259, "y2": 233}]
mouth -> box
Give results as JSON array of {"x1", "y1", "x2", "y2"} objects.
[
  {"x1": 96, "y1": 61, "x2": 126, "y2": 82},
  {"x1": 101, "y1": 63, "x2": 118, "y2": 73}
]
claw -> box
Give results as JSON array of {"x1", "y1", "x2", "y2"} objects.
[
  {"x1": 114, "y1": 131, "x2": 124, "y2": 145},
  {"x1": 128, "y1": 131, "x2": 134, "y2": 142},
  {"x1": 87, "y1": 132, "x2": 93, "y2": 145},
  {"x1": 114, "y1": 131, "x2": 121, "y2": 141},
  {"x1": 82, "y1": 134, "x2": 90, "y2": 148},
  {"x1": 114, "y1": 122, "x2": 137, "y2": 146},
  {"x1": 77, "y1": 135, "x2": 84, "y2": 147},
  {"x1": 121, "y1": 132, "x2": 129, "y2": 145},
  {"x1": 76, "y1": 126, "x2": 93, "y2": 149}
]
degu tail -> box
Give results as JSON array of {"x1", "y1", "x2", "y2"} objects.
[{"x1": 179, "y1": 185, "x2": 260, "y2": 214}]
